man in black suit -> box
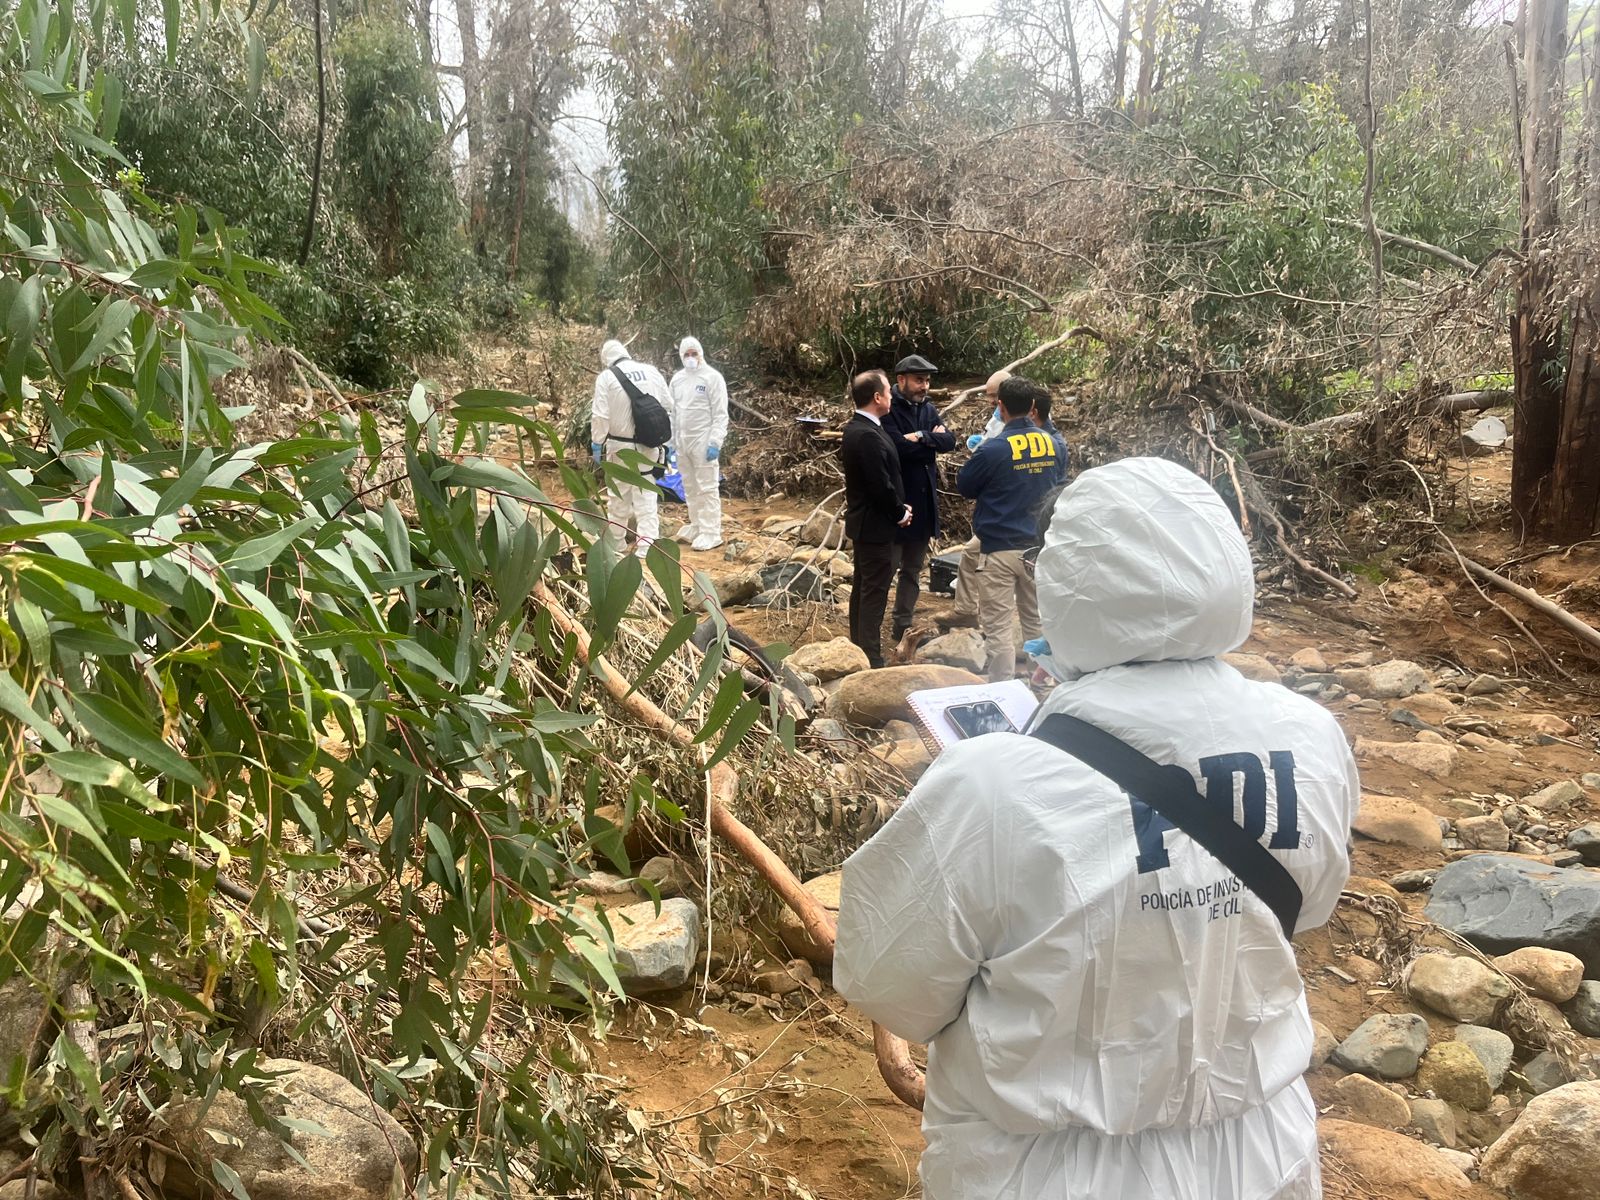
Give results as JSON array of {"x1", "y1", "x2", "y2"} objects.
[{"x1": 841, "y1": 370, "x2": 913, "y2": 668}]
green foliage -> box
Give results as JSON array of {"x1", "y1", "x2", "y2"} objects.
[{"x1": 0, "y1": 1, "x2": 766, "y2": 1193}]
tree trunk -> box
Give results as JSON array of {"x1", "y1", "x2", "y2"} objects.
[
  {"x1": 297, "y1": 0, "x2": 326, "y2": 267},
  {"x1": 1111, "y1": 0, "x2": 1133, "y2": 109},
  {"x1": 1060, "y1": 0, "x2": 1084, "y2": 115},
  {"x1": 1191, "y1": 0, "x2": 1215, "y2": 72},
  {"x1": 453, "y1": 0, "x2": 487, "y2": 248},
  {"x1": 1133, "y1": 0, "x2": 1159, "y2": 125},
  {"x1": 1511, "y1": 0, "x2": 1568, "y2": 535}
]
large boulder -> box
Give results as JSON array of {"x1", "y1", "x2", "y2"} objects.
[
  {"x1": 1354, "y1": 738, "x2": 1458, "y2": 779},
  {"x1": 609, "y1": 898, "x2": 701, "y2": 992},
  {"x1": 1565, "y1": 980, "x2": 1600, "y2": 1037},
  {"x1": 1493, "y1": 948, "x2": 1585, "y2": 1003},
  {"x1": 916, "y1": 628, "x2": 986, "y2": 675},
  {"x1": 1318, "y1": 1119, "x2": 1473, "y2": 1199},
  {"x1": 1332, "y1": 1012, "x2": 1429, "y2": 1079},
  {"x1": 1353, "y1": 794, "x2": 1445, "y2": 851},
  {"x1": 1425, "y1": 855, "x2": 1600, "y2": 974},
  {"x1": 1481, "y1": 1080, "x2": 1600, "y2": 1200},
  {"x1": 158, "y1": 1058, "x2": 418, "y2": 1200},
  {"x1": 827, "y1": 664, "x2": 985, "y2": 726},
  {"x1": 785, "y1": 637, "x2": 869, "y2": 682},
  {"x1": 1404, "y1": 953, "x2": 1514, "y2": 1024},
  {"x1": 776, "y1": 871, "x2": 841, "y2": 966}
]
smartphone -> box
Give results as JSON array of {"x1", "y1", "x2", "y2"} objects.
[{"x1": 946, "y1": 701, "x2": 1018, "y2": 739}]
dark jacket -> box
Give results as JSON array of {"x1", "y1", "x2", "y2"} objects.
[
  {"x1": 882, "y1": 387, "x2": 955, "y2": 542},
  {"x1": 957, "y1": 416, "x2": 1063, "y2": 552},
  {"x1": 841, "y1": 413, "x2": 906, "y2": 544},
  {"x1": 1038, "y1": 418, "x2": 1070, "y2": 484}
]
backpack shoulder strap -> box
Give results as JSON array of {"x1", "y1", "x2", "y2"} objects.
[{"x1": 1032, "y1": 712, "x2": 1302, "y2": 940}]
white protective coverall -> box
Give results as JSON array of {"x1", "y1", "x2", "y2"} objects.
[
  {"x1": 668, "y1": 336, "x2": 730, "y2": 549},
  {"x1": 835, "y1": 457, "x2": 1359, "y2": 1200},
  {"x1": 592, "y1": 340, "x2": 673, "y2": 552}
]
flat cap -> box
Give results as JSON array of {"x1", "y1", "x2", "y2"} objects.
[{"x1": 893, "y1": 354, "x2": 939, "y2": 375}]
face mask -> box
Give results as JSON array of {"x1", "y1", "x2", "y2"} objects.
[{"x1": 683, "y1": 354, "x2": 701, "y2": 368}]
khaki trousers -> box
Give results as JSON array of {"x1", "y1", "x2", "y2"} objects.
[
  {"x1": 975, "y1": 548, "x2": 1041, "y2": 681},
  {"x1": 953, "y1": 535, "x2": 982, "y2": 617}
]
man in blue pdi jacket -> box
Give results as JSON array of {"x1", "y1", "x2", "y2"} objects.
[
  {"x1": 882, "y1": 354, "x2": 955, "y2": 639},
  {"x1": 956, "y1": 377, "x2": 1064, "y2": 680}
]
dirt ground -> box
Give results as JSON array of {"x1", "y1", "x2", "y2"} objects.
[{"x1": 561, "y1": 440, "x2": 1600, "y2": 1199}]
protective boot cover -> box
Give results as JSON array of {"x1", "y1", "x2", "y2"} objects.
[{"x1": 835, "y1": 457, "x2": 1359, "y2": 1200}]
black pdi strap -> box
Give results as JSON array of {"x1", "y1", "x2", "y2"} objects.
[
  {"x1": 1032, "y1": 713, "x2": 1303, "y2": 939},
  {"x1": 607, "y1": 364, "x2": 672, "y2": 449}
]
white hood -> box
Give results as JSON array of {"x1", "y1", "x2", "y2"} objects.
[
  {"x1": 1035, "y1": 456, "x2": 1253, "y2": 677},
  {"x1": 600, "y1": 339, "x2": 629, "y2": 367},
  {"x1": 678, "y1": 335, "x2": 704, "y2": 363}
]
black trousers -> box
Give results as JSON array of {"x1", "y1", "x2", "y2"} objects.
[
  {"x1": 891, "y1": 537, "x2": 929, "y2": 639},
  {"x1": 849, "y1": 538, "x2": 896, "y2": 668}
]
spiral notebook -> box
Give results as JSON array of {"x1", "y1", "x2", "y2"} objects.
[{"x1": 904, "y1": 679, "x2": 1040, "y2": 756}]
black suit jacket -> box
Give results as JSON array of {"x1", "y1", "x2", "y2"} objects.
[{"x1": 841, "y1": 413, "x2": 906, "y2": 544}]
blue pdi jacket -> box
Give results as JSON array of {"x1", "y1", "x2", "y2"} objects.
[
  {"x1": 957, "y1": 416, "x2": 1067, "y2": 552},
  {"x1": 883, "y1": 387, "x2": 956, "y2": 542}
]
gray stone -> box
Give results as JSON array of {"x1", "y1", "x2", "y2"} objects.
[
  {"x1": 609, "y1": 898, "x2": 701, "y2": 992},
  {"x1": 1410, "y1": 1097, "x2": 1459, "y2": 1148},
  {"x1": 1583, "y1": 772, "x2": 1600, "y2": 790},
  {"x1": 158, "y1": 1058, "x2": 418, "y2": 1200},
  {"x1": 1338, "y1": 659, "x2": 1428, "y2": 699},
  {"x1": 1522, "y1": 1050, "x2": 1570, "y2": 1095},
  {"x1": 1332, "y1": 1012, "x2": 1430, "y2": 1080},
  {"x1": 1390, "y1": 869, "x2": 1438, "y2": 892},
  {"x1": 639, "y1": 855, "x2": 697, "y2": 900},
  {"x1": 1524, "y1": 780, "x2": 1584, "y2": 812},
  {"x1": 1405, "y1": 953, "x2": 1514, "y2": 1024},
  {"x1": 1425, "y1": 854, "x2": 1600, "y2": 974},
  {"x1": 757, "y1": 561, "x2": 829, "y2": 600},
  {"x1": 916, "y1": 628, "x2": 987, "y2": 675},
  {"x1": 1454, "y1": 1024, "x2": 1515, "y2": 1091},
  {"x1": 1564, "y1": 980, "x2": 1600, "y2": 1038},
  {"x1": 1465, "y1": 673, "x2": 1508, "y2": 696},
  {"x1": 1566, "y1": 823, "x2": 1600, "y2": 867},
  {"x1": 1310, "y1": 1020, "x2": 1340, "y2": 1070},
  {"x1": 1456, "y1": 814, "x2": 1511, "y2": 851},
  {"x1": 1482, "y1": 1080, "x2": 1600, "y2": 1200},
  {"x1": 807, "y1": 717, "x2": 855, "y2": 752},
  {"x1": 715, "y1": 568, "x2": 763, "y2": 606}
]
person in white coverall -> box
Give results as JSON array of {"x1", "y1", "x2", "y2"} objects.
[
  {"x1": 835, "y1": 456, "x2": 1359, "y2": 1200},
  {"x1": 591, "y1": 339, "x2": 672, "y2": 555},
  {"x1": 668, "y1": 336, "x2": 730, "y2": 550}
]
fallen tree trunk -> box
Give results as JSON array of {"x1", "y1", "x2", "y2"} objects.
[
  {"x1": 532, "y1": 581, "x2": 927, "y2": 1110},
  {"x1": 1457, "y1": 554, "x2": 1600, "y2": 658},
  {"x1": 1239, "y1": 390, "x2": 1513, "y2": 464}
]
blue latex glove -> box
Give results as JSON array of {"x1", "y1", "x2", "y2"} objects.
[
  {"x1": 706, "y1": 445, "x2": 720, "y2": 463},
  {"x1": 1023, "y1": 638, "x2": 1050, "y2": 657},
  {"x1": 590, "y1": 442, "x2": 603, "y2": 465},
  {"x1": 966, "y1": 433, "x2": 983, "y2": 451}
]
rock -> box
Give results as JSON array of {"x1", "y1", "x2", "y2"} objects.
[
  {"x1": 757, "y1": 561, "x2": 829, "y2": 600},
  {"x1": 1524, "y1": 781, "x2": 1584, "y2": 813},
  {"x1": 1311, "y1": 1020, "x2": 1340, "y2": 1069},
  {"x1": 0, "y1": 1183, "x2": 66, "y2": 1200},
  {"x1": 1583, "y1": 772, "x2": 1600, "y2": 790},
  {"x1": 1566, "y1": 823, "x2": 1600, "y2": 866},
  {"x1": 1493, "y1": 948, "x2": 1585, "y2": 1003},
  {"x1": 785, "y1": 637, "x2": 870, "y2": 682},
  {"x1": 1404, "y1": 953, "x2": 1514, "y2": 1024},
  {"x1": 868, "y1": 738, "x2": 933, "y2": 784},
  {"x1": 753, "y1": 965, "x2": 804, "y2": 997},
  {"x1": 1354, "y1": 738, "x2": 1458, "y2": 779},
  {"x1": 159, "y1": 1058, "x2": 418, "y2": 1200},
  {"x1": 775, "y1": 872, "x2": 840, "y2": 965},
  {"x1": 1501, "y1": 712, "x2": 1576, "y2": 738},
  {"x1": 1437, "y1": 1148, "x2": 1477, "y2": 1174},
  {"x1": 1332, "y1": 1012, "x2": 1430, "y2": 1079},
  {"x1": 1481, "y1": 1080, "x2": 1600, "y2": 1200},
  {"x1": 1445, "y1": 798, "x2": 1488, "y2": 818},
  {"x1": 1354, "y1": 794, "x2": 1446, "y2": 851},
  {"x1": 1222, "y1": 652, "x2": 1281, "y2": 683},
  {"x1": 1457, "y1": 814, "x2": 1512, "y2": 851},
  {"x1": 1565, "y1": 980, "x2": 1600, "y2": 1037},
  {"x1": 1465, "y1": 673, "x2": 1508, "y2": 696},
  {"x1": 1392, "y1": 869, "x2": 1439, "y2": 893},
  {"x1": 1460, "y1": 731, "x2": 1513, "y2": 753},
  {"x1": 916, "y1": 628, "x2": 986, "y2": 674},
  {"x1": 1527, "y1": 997, "x2": 1570, "y2": 1031},
  {"x1": 1332, "y1": 1071, "x2": 1414, "y2": 1127},
  {"x1": 1290, "y1": 647, "x2": 1329, "y2": 672},
  {"x1": 1425, "y1": 855, "x2": 1600, "y2": 974},
  {"x1": 715, "y1": 568, "x2": 763, "y2": 607},
  {"x1": 881, "y1": 719, "x2": 918, "y2": 742},
  {"x1": 1404, "y1": 692, "x2": 1462, "y2": 723},
  {"x1": 1521, "y1": 1050, "x2": 1570, "y2": 1095},
  {"x1": 610, "y1": 898, "x2": 701, "y2": 992},
  {"x1": 1410, "y1": 1096, "x2": 1459, "y2": 1148},
  {"x1": 1344, "y1": 954, "x2": 1387, "y2": 984},
  {"x1": 1454, "y1": 1024, "x2": 1515, "y2": 1091},
  {"x1": 1340, "y1": 659, "x2": 1429, "y2": 699},
  {"x1": 827, "y1": 664, "x2": 985, "y2": 726},
  {"x1": 639, "y1": 855, "x2": 696, "y2": 899},
  {"x1": 1461, "y1": 414, "x2": 1509, "y2": 456},
  {"x1": 1318, "y1": 1119, "x2": 1473, "y2": 1199},
  {"x1": 827, "y1": 555, "x2": 853, "y2": 580},
  {"x1": 799, "y1": 509, "x2": 845, "y2": 548},
  {"x1": 1417, "y1": 1041, "x2": 1493, "y2": 1111}
]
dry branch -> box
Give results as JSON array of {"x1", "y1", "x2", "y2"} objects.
[
  {"x1": 939, "y1": 325, "x2": 1105, "y2": 418},
  {"x1": 1458, "y1": 554, "x2": 1600, "y2": 657},
  {"x1": 531, "y1": 581, "x2": 928, "y2": 1110}
]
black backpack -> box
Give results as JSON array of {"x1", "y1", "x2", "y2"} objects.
[{"x1": 608, "y1": 363, "x2": 672, "y2": 449}]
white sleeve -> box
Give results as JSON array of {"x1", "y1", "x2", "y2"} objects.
[
  {"x1": 590, "y1": 373, "x2": 610, "y2": 445},
  {"x1": 834, "y1": 759, "x2": 996, "y2": 1044},
  {"x1": 1294, "y1": 736, "x2": 1359, "y2": 933},
  {"x1": 709, "y1": 369, "x2": 730, "y2": 446}
]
